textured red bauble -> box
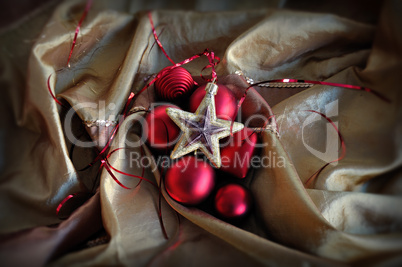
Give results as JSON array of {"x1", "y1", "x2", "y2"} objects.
[
  {"x1": 220, "y1": 127, "x2": 258, "y2": 178},
  {"x1": 144, "y1": 104, "x2": 181, "y2": 151},
  {"x1": 214, "y1": 184, "x2": 252, "y2": 219},
  {"x1": 189, "y1": 83, "x2": 237, "y2": 120},
  {"x1": 165, "y1": 156, "x2": 215, "y2": 205},
  {"x1": 155, "y1": 66, "x2": 195, "y2": 102}
]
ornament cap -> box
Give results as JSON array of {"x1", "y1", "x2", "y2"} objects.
[{"x1": 205, "y1": 82, "x2": 218, "y2": 95}]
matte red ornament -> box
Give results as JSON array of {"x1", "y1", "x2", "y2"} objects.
[
  {"x1": 189, "y1": 83, "x2": 237, "y2": 120},
  {"x1": 220, "y1": 127, "x2": 258, "y2": 178},
  {"x1": 165, "y1": 156, "x2": 215, "y2": 205},
  {"x1": 214, "y1": 184, "x2": 252, "y2": 219},
  {"x1": 155, "y1": 66, "x2": 195, "y2": 102},
  {"x1": 144, "y1": 104, "x2": 181, "y2": 151}
]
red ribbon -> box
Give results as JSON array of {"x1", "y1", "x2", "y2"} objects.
[
  {"x1": 304, "y1": 110, "x2": 346, "y2": 188},
  {"x1": 66, "y1": 0, "x2": 93, "y2": 67},
  {"x1": 106, "y1": 148, "x2": 157, "y2": 187},
  {"x1": 147, "y1": 12, "x2": 175, "y2": 65},
  {"x1": 47, "y1": 74, "x2": 68, "y2": 108},
  {"x1": 56, "y1": 194, "x2": 75, "y2": 216},
  {"x1": 47, "y1": 0, "x2": 93, "y2": 108},
  {"x1": 147, "y1": 11, "x2": 220, "y2": 83}
]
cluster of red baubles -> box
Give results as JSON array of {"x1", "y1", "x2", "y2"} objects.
[{"x1": 144, "y1": 66, "x2": 257, "y2": 220}]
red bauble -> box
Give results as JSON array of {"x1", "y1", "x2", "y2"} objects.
[
  {"x1": 220, "y1": 127, "x2": 258, "y2": 178},
  {"x1": 165, "y1": 156, "x2": 215, "y2": 205},
  {"x1": 189, "y1": 84, "x2": 237, "y2": 120},
  {"x1": 214, "y1": 184, "x2": 252, "y2": 219},
  {"x1": 144, "y1": 104, "x2": 181, "y2": 151},
  {"x1": 155, "y1": 66, "x2": 195, "y2": 102}
]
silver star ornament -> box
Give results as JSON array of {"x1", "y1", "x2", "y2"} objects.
[{"x1": 166, "y1": 82, "x2": 244, "y2": 168}]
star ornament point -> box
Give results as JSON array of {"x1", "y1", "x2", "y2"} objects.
[{"x1": 166, "y1": 90, "x2": 244, "y2": 168}]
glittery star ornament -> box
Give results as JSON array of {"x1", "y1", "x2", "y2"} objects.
[{"x1": 166, "y1": 82, "x2": 244, "y2": 168}]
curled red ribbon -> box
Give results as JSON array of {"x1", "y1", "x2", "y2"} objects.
[
  {"x1": 47, "y1": 0, "x2": 93, "y2": 108},
  {"x1": 148, "y1": 12, "x2": 175, "y2": 65},
  {"x1": 47, "y1": 74, "x2": 67, "y2": 108},
  {"x1": 147, "y1": 11, "x2": 220, "y2": 83},
  {"x1": 56, "y1": 194, "x2": 75, "y2": 216},
  {"x1": 67, "y1": 0, "x2": 93, "y2": 67},
  {"x1": 304, "y1": 110, "x2": 346, "y2": 188},
  {"x1": 106, "y1": 148, "x2": 157, "y2": 188}
]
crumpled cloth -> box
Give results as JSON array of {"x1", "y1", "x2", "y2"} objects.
[{"x1": 0, "y1": 0, "x2": 401, "y2": 266}]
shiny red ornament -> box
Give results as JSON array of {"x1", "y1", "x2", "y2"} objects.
[
  {"x1": 144, "y1": 104, "x2": 181, "y2": 151},
  {"x1": 189, "y1": 83, "x2": 237, "y2": 120},
  {"x1": 165, "y1": 156, "x2": 215, "y2": 205},
  {"x1": 214, "y1": 184, "x2": 252, "y2": 219},
  {"x1": 220, "y1": 127, "x2": 258, "y2": 178},
  {"x1": 155, "y1": 66, "x2": 195, "y2": 102}
]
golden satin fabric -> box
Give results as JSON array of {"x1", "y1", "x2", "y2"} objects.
[{"x1": 0, "y1": 0, "x2": 401, "y2": 266}]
